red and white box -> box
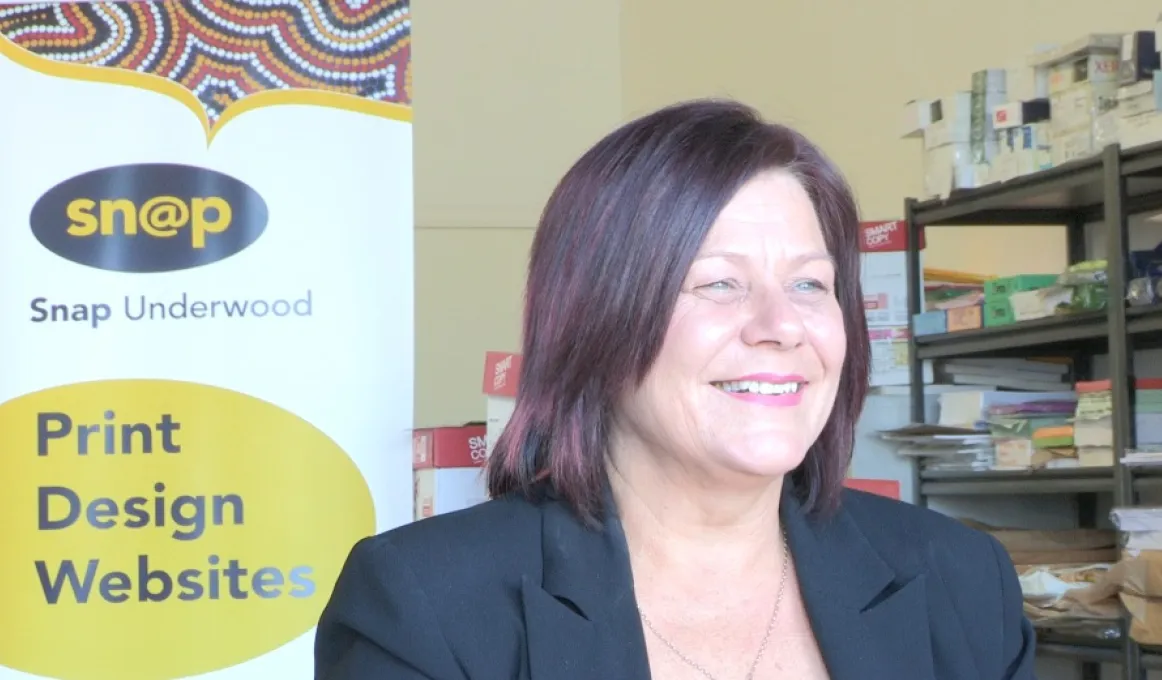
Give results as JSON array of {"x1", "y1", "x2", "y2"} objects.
[
  {"x1": 412, "y1": 424, "x2": 488, "y2": 521},
  {"x1": 859, "y1": 220, "x2": 924, "y2": 329},
  {"x1": 843, "y1": 478, "x2": 902, "y2": 500},
  {"x1": 860, "y1": 220, "x2": 934, "y2": 388},
  {"x1": 483, "y1": 351, "x2": 522, "y2": 457}
]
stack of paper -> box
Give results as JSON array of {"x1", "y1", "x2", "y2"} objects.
[
  {"x1": 1111, "y1": 507, "x2": 1162, "y2": 554},
  {"x1": 939, "y1": 358, "x2": 1072, "y2": 392},
  {"x1": 987, "y1": 398, "x2": 1079, "y2": 469},
  {"x1": 1075, "y1": 379, "x2": 1162, "y2": 467},
  {"x1": 1123, "y1": 447, "x2": 1162, "y2": 467},
  {"x1": 938, "y1": 389, "x2": 1077, "y2": 430},
  {"x1": 1136, "y1": 381, "x2": 1162, "y2": 447},
  {"x1": 879, "y1": 423, "x2": 994, "y2": 472},
  {"x1": 1074, "y1": 380, "x2": 1113, "y2": 467}
]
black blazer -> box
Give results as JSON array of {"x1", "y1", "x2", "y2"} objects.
[{"x1": 314, "y1": 486, "x2": 1036, "y2": 680}]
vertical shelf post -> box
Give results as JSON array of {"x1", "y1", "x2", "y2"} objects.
[
  {"x1": 1102, "y1": 143, "x2": 1141, "y2": 680},
  {"x1": 904, "y1": 198, "x2": 926, "y2": 506},
  {"x1": 1106, "y1": 144, "x2": 1135, "y2": 509}
]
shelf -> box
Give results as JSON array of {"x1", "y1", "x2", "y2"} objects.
[
  {"x1": 920, "y1": 467, "x2": 1113, "y2": 496},
  {"x1": 1128, "y1": 304, "x2": 1162, "y2": 336},
  {"x1": 1120, "y1": 140, "x2": 1162, "y2": 176},
  {"x1": 907, "y1": 142, "x2": 1160, "y2": 680},
  {"x1": 1132, "y1": 467, "x2": 1162, "y2": 491},
  {"x1": 912, "y1": 306, "x2": 1162, "y2": 360},
  {"x1": 913, "y1": 311, "x2": 1107, "y2": 359},
  {"x1": 1037, "y1": 634, "x2": 1120, "y2": 664},
  {"x1": 1147, "y1": 646, "x2": 1162, "y2": 670},
  {"x1": 1036, "y1": 634, "x2": 1162, "y2": 668},
  {"x1": 910, "y1": 143, "x2": 1162, "y2": 227},
  {"x1": 911, "y1": 156, "x2": 1105, "y2": 226}
]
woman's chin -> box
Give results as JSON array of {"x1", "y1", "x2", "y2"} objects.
[{"x1": 714, "y1": 445, "x2": 808, "y2": 480}]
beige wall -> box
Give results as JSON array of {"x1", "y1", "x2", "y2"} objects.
[
  {"x1": 411, "y1": 0, "x2": 621, "y2": 425},
  {"x1": 414, "y1": 1, "x2": 1160, "y2": 426}
]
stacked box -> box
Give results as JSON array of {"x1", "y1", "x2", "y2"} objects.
[
  {"x1": 1117, "y1": 70, "x2": 1162, "y2": 148},
  {"x1": 922, "y1": 93, "x2": 982, "y2": 198},
  {"x1": 1033, "y1": 35, "x2": 1122, "y2": 165},
  {"x1": 970, "y1": 69, "x2": 1007, "y2": 165},
  {"x1": 412, "y1": 424, "x2": 488, "y2": 520},
  {"x1": 982, "y1": 274, "x2": 1060, "y2": 327},
  {"x1": 990, "y1": 99, "x2": 1051, "y2": 182}
]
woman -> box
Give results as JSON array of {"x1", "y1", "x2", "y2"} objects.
[{"x1": 314, "y1": 100, "x2": 1035, "y2": 680}]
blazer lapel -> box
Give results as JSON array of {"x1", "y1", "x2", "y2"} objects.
[
  {"x1": 782, "y1": 490, "x2": 936, "y2": 680},
  {"x1": 521, "y1": 497, "x2": 652, "y2": 680}
]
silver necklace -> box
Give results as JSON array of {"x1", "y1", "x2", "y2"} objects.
[{"x1": 638, "y1": 528, "x2": 789, "y2": 680}]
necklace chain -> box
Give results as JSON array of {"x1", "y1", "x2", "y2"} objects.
[{"x1": 637, "y1": 528, "x2": 789, "y2": 680}]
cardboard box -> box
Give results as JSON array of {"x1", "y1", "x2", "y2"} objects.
[
  {"x1": 901, "y1": 99, "x2": 932, "y2": 138},
  {"x1": 843, "y1": 478, "x2": 901, "y2": 500},
  {"x1": 413, "y1": 468, "x2": 487, "y2": 521},
  {"x1": 1006, "y1": 60, "x2": 1050, "y2": 102},
  {"x1": 1120, "y1": 31, "x2": 1159, "y2": 84},
  {"x1": 859, "y1": 220, "x2": 923, "y2": 329},
  {"x1": 483, "y1": 351, "x2": 522, "y2": 456},
  {"x1": 1118, "y1": 110, "x2": 1162, "y2": 148},
  {"x1": 922, "y1": 143, "x2": 984, "y2": 198},
  {"x1": 412, "y1": 424, "x2": 489, "y2": 520},
  {"x1": 1051, "y1": 80, "x2": 1118, "y2": 132},
  {"x1": 946, "y1": 305, "x2": 983, "y2": 332},
  {"x1": 868, "y1": 326, "x2": 934, "y2": 387},
  {"x1": 970, "y1": 70, "x2": 1006, "y2": 164},
  {"x1": 1118, "y1": 78, "x2": 1158, "y2": 118},
  {"x1": 412, "y1": 424, "x2": 488, "y2": 469},
  {"x1": 912, "y1": 310, "x2": 947, "y2": 337},
  {"x1": 992, "y1": 99, "x2": 1050, "y2": 129}
]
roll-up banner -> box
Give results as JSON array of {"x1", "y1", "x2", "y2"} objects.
[{"x1": 0, "y1": 2, "x2": 413, "y2": 679}]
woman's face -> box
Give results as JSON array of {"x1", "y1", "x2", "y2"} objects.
[{"x1": 615, "y1": 169, "x2": 847, "y2": 484}]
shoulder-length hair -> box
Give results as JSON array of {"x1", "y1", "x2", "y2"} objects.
[{"x1": 486, "y1": 99, "x2": 869, "y2": 524}]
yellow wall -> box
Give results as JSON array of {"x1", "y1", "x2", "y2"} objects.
[
  {"x1": 411, "y1": 0, "x2": 621, "y2": 424},
  {"x1": 414, "y1": 1, "x2": 1160, "y2": 426}
]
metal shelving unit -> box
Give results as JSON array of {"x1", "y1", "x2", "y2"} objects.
[{"x1": 904, "y1": 141, "x2": 1162, "y2": 680}]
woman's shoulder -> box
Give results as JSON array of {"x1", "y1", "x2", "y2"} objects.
[
  {"x1": 842, "y1": 487, "x2": 996, "y2": 550},
  {"x1": 371, "y1": 493, "x2": 546, "y2": 578},
  {"x1": 315, "y1": 495, "x2": 548, "y2": 678},
  {"x1": 839, "y1": 487, "x2": 1011, "y2": 590},
  {"x1": 837, "y1": 489, "x2": 1035, "y2": 676}
]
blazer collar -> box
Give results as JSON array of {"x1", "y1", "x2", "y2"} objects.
[
  {"x1": 782, "y1": 486, "x2": 937, "y2": 680},
  {"x1": 521, "y1": 489, "x2": 651, "y2": 680},
  {"x1": 522, "y1": 482, "x2": 936, "y2": 680}
]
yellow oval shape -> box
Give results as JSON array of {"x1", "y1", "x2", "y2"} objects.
[{"x1": 0, "y1": 379, "x2": 376, "y2": 680}]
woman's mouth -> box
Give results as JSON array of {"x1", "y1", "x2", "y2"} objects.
[{"x1": 711, "y1": 379, "x2": 803, "y2": 396}]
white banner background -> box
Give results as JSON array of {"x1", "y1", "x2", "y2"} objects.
[{"x1": 0, "y1": 3, "x2": 413, "y2": 678}]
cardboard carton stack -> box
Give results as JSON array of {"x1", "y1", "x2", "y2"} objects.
[
  {"x1": 981, "y1": 526, "x2": 1118, "y2": 567},
  {"x1": 412, "y1": 423, "x2": 488, "y2": 520},
  {"x1": 1115, "y1": 31, "x2": 1162, "y2": 147},
  {"x1": 1037, "y1": 35, "x2": 1123, "y2": 165},
  {"x1": 859, "y1": 220, "x2": 933, "y2": 388},
  {"x1": 482, "y1": 351, "x2": 521, "y2": 457},
  {"x1": 989, "y1": 56, "x2": 1051, "y2": 183},
  {"x1": 902, "y1": 29, "x2": 1162, "y2": 189}
]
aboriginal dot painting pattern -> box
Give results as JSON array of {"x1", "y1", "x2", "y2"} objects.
[{"x1": 0, "y1": 0, "x2": 410, "y2": 125}]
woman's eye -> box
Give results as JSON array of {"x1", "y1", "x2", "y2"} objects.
[
  {"x1": 793, "y1": 279, "x2": 830, "y2": 293},
  {"x1": 699, "y1": 279, "x2": 739, "y2": 292}
]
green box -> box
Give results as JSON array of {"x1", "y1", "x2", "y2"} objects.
[
  {"x1": 984, "y1": 298, "x2": 1015, "y2": 327},
  {"x1": 984, "y1": 274, "x2": 1058, "y2": 300}
]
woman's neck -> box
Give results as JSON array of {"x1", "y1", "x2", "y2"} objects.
[{"x1": 606, "y1": 455, "x2": 786, "y2": 575}]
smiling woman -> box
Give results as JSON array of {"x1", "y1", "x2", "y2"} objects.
[{"x1": 314, "y1": 100, "x2": 1036, "y2": 680}]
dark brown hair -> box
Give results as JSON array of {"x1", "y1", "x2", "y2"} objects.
[{"x1": 486, "y1": 99, "x2": 869, "y2": 523}]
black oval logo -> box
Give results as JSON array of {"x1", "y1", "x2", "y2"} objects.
[{"x1": 30, "y1": 163, "x2": 268, "y2": 273}]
